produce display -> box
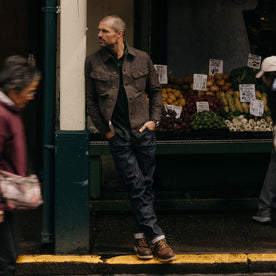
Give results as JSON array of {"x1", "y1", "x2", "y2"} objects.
[
  {"x1": 162, "y1": 88, "x2": 186, "y2": 107},
  {"x1": 229, "y1": 66, "x2": 266, "y2": 92},
  {"x1": 225, "y1": 115, "x2": 273, "y2": 132},
  {"x1": 191, "y1": 111, "x2": 226, "y2": 130},
  {"x1": 157, "y1": 109, "x2": 192, "y2": 133},
  {"x1": 183, "y1": 93, "x2": 223, "y2": 115},
  {"x1": 156, "y1": 67, "x2": 272, "y2": 139}
]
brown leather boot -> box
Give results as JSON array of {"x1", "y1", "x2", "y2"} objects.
[
  {"x1": 134, "y1": 238, "x2": 153, "y2": 260},
  {"x1": 152, "y1": 238, "x2": 176, "y2": 262}
]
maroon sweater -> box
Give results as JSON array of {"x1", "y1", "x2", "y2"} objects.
[{"x1": 0, "y1": 100, "x2": 27, "y2": 177}]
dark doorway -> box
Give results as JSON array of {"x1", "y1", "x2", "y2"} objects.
[{"x1": 0, "y1": 0, "x2": 44, "y2": 175}]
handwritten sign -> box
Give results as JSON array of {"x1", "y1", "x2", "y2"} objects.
[
  {"x1": 209, "y1": 59, "x2": 223, "y2": 75},
  {"x1": 193, "y1": 74, "x2": 207, "y2": 91},
  {"x1": 250, "y1": 99, "x2": 264, "y2": 117},
  {"x1": 154, "y1": 64, "x2": 168, "y2": 84},
  {"x1": 164, "y1": 104, "x2": 182, "y2": 119},
  {"x1": 239, "y1": 84, "x2": 255, "y2": 102},
  {"x1": 247, "y1": 54, "x2": 262, "y2": 70},
  {"x1": 196, "y1": 102, "x2": 209, "y2": 113}
]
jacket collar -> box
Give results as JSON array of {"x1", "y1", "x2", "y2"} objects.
[
  {"x1": 0, "y1": 90, "x2": 21, "y2": 113},
  {"x1": 102, "y1": 43, "x2": 136, "y2": 63},
  {"x1": 0, "y1": 89, "x2": 16, "y2": 106}
]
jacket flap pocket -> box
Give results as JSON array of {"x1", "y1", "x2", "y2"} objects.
[
  {"x1": 131, "y1": 68, "x2": 149, "y2": 79},
  {"x1": 90, "y1": 71, "x2": 109, "y2": 81}
]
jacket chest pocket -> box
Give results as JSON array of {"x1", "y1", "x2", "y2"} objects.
[
  {"x1": 90, "y1": 71, "x2": 110, "y2": 95},
  {"x1": 131, "y1": 67, "x2": 149, "y2": 92}
]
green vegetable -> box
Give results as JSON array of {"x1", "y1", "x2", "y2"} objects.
[
  {"x1": 191, "y1": 111, "x2": 226, "y2": 130},
  {"x1": 229, "y1": 66, "x2": 266, "y2": 92}
]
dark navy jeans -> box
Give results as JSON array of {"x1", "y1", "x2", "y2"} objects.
[{"x1": 108, "y1": 131, "x2": 164, "y2": 241}]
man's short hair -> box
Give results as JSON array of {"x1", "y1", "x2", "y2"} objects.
[{"x1": 101, "y1": 15, "x2": 126, "y2": 33}]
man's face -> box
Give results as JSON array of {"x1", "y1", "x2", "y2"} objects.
[
  {"x1": 262, "y1": 75, "x2": 273, "y2": 89},
  {"x1": 98, "y1": 19, "x2": 121, "y2": 48}
]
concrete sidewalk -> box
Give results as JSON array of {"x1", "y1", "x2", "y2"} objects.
[{"x1": 14, "y1": 209, "x2": 276, "y2": 275}]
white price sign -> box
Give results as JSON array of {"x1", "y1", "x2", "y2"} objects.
[
  {"x1": 209, "y1": 59, "x2": 223, "y2": 75},
  {"x1": 250, "y1": 99, "x2": 264, "y2": 117},
  {"x1": 247, "y1": 54, "x2": 262, "y2": 70},
  {"x1": 196, "y1": 102, "x2": 209, "y2": 113},
  {"x1": 193, "y1": 74, "x2": 207, "y2": 91},
  {"x1": 239, "y1": 84, "x2": 256, "y2": 102},
  {"x1": 164, "y1": 104, "x2": 182, "y2": 119},
  {"x1": 154, "y1": 64, "x2": 168, "y2": 84}
]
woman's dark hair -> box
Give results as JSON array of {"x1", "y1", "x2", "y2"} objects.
[{"x1": 0, "y1": 55, "x2": 41, "y2": 93}]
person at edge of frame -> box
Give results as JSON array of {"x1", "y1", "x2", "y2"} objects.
[
  {"x1": 0, "y1": 56, "x2": 41, "y2": 276},
  {"x1": 85, "y1": 15, "x2": 176, "y2": 262},
  {"x1": 252, "y1": 56, "x2": 276, "y2": 224}
]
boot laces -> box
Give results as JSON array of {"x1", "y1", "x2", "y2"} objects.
[
  {"x1": 138, "y1": 238, "x2": 149, "y2": 247},
  {"x1": 155, "y1": 239, "x2": 169, "y2": 250}
]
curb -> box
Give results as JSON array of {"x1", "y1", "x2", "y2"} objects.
[{"x1": 16, "y1": 253, "x2": 276, "y2": 275}]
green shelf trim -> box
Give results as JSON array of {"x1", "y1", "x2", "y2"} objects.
[{"x1": 89, "y1": 140, "x2": 273, "y2": 156}]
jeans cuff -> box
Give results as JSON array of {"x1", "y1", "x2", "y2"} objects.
[
  {"x1": 151, "y1": 234, "x2": 165, "y2": 244},
  {"x1": 134, "y1": 233, "x2": 145, "y2": 239}
]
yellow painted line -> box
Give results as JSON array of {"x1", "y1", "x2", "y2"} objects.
[
  {"x1": 248, "y1": 254, "x2": 276, "y2": 262},
  {"x1": 17, "y1": 253, "x2": 276, "y2": 265},
  {"x1": 106, "y1": 254, "x2": 247, "y2": 264},
  {"x1": 17, "y1": 255, "x2": 103, "y2": 263}
]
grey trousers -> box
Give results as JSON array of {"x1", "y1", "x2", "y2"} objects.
[{"x1": 257, "y1": 149, "x2": 276, "y2": 217}]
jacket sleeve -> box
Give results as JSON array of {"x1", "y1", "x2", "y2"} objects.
[
  {"x1": 146, "y1": 55, "x2": 162, "y2": 122},
  {"x1": 0, "y1": 115, "x2": 8, "y2": 164},
  {"x1": 0, "y1": 115, "x2": 7, "y2": 209},
  {"x1": 85, "y1": 56, "x2": 110, "y2": 136}
]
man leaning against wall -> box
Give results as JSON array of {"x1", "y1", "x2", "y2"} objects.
[{"x1": 85, "y1": 15, "x2": 176, "y2": 262}]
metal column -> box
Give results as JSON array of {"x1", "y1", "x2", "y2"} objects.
[{"x1": 41, "y1": 0, "x2": 57, "y2": 246}]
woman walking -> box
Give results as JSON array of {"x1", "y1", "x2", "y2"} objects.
[{"x1": 0, "y1": 56, "x2": 41, "y2": 276}]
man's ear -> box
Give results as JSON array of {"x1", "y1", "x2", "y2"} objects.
[{"x1": 118, "y1": 29, "x2": 124, "y2": 38}]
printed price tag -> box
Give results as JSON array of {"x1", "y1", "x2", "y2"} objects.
[
  {"x1": 250, "y1": 99, "x2": 264, "y2": 117},
  {"x1": 154, "y1": 64, "x2": 168, "y2": 84},
  {"x1": 196, "y1": 102, "x2": 209, "y2": 113},
  {"x1": 193, "y1": 74, "x2": 207, "y2": 91},
  {"x1": 164, "y1": 104, "x2": 182, "y2": 119},
  {"x1": 247, "y1": 54, "x2": 262, "y2": 70},
  {"x1": 209, "y1": 59, "x2": 223, "y2": 75},
  {"x1": 239, "y1": 84, "x2": 255, "y2": 102}
]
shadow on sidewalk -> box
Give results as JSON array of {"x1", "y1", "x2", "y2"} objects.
[{"x1": 15, "y1": 208, "x2": 276, "y2": 255}]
